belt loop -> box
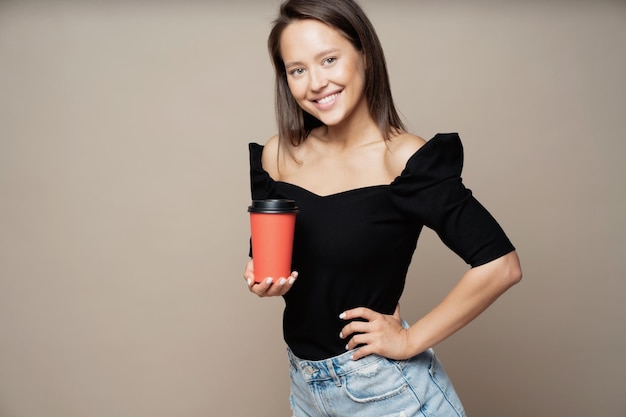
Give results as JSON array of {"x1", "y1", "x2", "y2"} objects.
[{"x1": 329, "y1": 360, "x2": 342, "y2": 387}]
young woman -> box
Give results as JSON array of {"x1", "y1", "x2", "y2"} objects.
[{"x1": 243, "y1": 0, "x2": 522, "y2": 415}]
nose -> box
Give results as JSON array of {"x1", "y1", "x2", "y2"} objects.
[{"x1": 309, "y1": 68, "x2": 328, "y2": 92}]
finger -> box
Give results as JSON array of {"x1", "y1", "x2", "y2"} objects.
[
  {"x1": 345, "y1": 333, "x2": 371, "y2": 351},
  {"x1": 340, "y1": 321, "x2": 370, "y2": 340},
  {"x1": 270, "y1": 271, "x2": 298, "y2": 296},
  {"x1": 278, "y1": 272, "x2": 298, "y2": 296},
  {"x1": 269, "y1": 277, "x2": 289, "y2": 296},
  {"x1": 350, "y1": 345, "x2": 374, "y2": 361},
  {"x1": 250, "y1": 277, "x2": 274, "y2": 296},
  {"x1": 264, "y1": 275, "x2": 293, "y2": 297},
  {"x1": 277, "y1": 283, "x2": 290, "y2": 296},
  {"x1": 340, "y1": 307, "x2": 378, "y2": 322}
]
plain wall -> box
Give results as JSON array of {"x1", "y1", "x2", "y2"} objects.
[{"x1": 1, "y1": 1, "x2": 624, "y2": 416}]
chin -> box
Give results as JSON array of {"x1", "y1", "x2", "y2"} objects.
[{"x1": 316, "y1": 113, "x2": 345, "y2": 127}]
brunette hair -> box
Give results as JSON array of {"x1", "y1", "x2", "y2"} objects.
[{"x1": 268, "y1": 0, "x2": 405, "y2": 147}]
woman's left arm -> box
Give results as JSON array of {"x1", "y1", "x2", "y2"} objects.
[{"x1": 340, "y1": 250, "x2": 522, "y2": 361}]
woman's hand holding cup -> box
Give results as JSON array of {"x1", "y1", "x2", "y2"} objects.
[{"x1": 244, "y1": 259, "x2": 298, "y2": 297}]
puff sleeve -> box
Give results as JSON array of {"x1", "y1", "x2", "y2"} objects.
[
  {"x1": 249, "y1": 143, "x2": 275, "y2": 201},
  {"x1": 391, "y1": 133, "x2": 515, "y2": 267}
]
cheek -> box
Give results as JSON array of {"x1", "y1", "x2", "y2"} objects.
[
  {"x1": 287, "y1": 78, "x2": 306, "y2": 99},
  {"x1": 343, "y1": 64, "x2": 366, "y2": 94},
  {"x1": 341, "y1": 61, "x2": 365, "y2": 85}
]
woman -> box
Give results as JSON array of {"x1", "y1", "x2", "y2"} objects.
[{"x1": 244, "y1": 0, "x2": 522, "y2": 415}]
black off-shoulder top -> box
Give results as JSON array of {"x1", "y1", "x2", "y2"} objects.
[{"x1": 249, "y1": 133, "x2": 515, "y2": 360}]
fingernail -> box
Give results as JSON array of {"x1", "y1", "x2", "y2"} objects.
[
  {"x1": 339, "y1": 312, "x2": 346, "y2": 319},
  {"x1": 265, "y1": 277, "x2": 273, "y2": 284},
  {"x1": 288, "y1": 276, "x2": 296, "y2": 285},
  {"x1": 292, "y1": 271, "x2": 299, "y2": 278},
  {"x1": 247, "y1": 277, "x2": 253, "y2": 286},
  {"x1": 339, "y1": 331, "x2": 344, "y2": 339},
  {"x1": 345, "y1": 344, "x2": 349, "y2": 351},
  {"x1": 278, "y1": 278, "x2": 286, "y2": 286}
]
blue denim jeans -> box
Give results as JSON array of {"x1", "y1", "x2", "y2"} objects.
[{"x1": 288, "y1": 347, "x2": 466, "y2": 417}]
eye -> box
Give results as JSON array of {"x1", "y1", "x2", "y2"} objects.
[
  {"x1": 323, "y1": 57, "x2": 337, "y2": 65},
  {"x1": 289, "y1": 68, "x2": 305, "y2": 76}
]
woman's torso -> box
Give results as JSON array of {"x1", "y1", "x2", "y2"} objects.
[{"x1": 251, "y1": 134, "x2": 425, "y2": 360}]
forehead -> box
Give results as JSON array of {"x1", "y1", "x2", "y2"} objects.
[{"x1": 280, "y1": 19, "x2": 355, "y2": 62}]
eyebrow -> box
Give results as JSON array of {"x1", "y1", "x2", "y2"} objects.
[{"x1": 284, "y1": 48, "x2": 341, "y2": 69}]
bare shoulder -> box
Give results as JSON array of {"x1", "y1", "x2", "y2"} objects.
[
  {"x1": 385, "y1": 132, "x2": 427, "y2": 175},
  {"x1": 261, "y1": 134, "x2": 280, "y2": 179}
]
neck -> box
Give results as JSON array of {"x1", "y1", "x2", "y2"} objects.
[{"x1": 317, "y1": 103, "x2": 382, "y2": 150}]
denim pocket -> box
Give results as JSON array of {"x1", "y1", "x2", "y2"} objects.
[{"x1": 342, "y1": 356, "x2": 409, "y2": 403}]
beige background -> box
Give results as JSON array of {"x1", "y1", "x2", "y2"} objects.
[{"x1": 1, "y1": 1, "x2": 624, "y2": 416}]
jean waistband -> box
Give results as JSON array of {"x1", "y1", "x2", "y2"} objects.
[
  {"x1": 287, "y1": 320, "x2": 412, "y2": 384},
  {"x1": 287, "y1": 347, "x2": 392, "y2": 385}
]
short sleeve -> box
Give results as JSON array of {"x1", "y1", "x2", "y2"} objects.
[
  {"x1": 249, "y1": 143, "x2": 275, "y2": 201},
  {"x1": 391, "y1": 133, "x2": 515, "y2": 267}
]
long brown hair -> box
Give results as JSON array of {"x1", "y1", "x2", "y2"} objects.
[{"x1": 268, "y1": 0, "x2": 405, "y2": 147}]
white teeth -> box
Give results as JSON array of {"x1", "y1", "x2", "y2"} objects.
[{"x1": 317, "y1": 93, "x2": 338, "y2": 104}]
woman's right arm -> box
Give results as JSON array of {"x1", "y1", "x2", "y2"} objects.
[{"x1": 245, "y1": 135, "x2": 298, "y2": 297}]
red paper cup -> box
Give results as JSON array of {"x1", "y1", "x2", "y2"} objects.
[{"x1": 248, "y1": 199, "x2": 298, "y2": 283}]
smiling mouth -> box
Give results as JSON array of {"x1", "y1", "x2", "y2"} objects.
[{"x1": 315, "y1": 92, "x2": 341, "y2": 104}]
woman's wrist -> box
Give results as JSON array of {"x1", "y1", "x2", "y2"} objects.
[{"x1": 405, "y1": 322, "x2": 431, "y2": 358}]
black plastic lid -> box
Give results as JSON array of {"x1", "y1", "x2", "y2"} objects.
[{"x1": 248, "y1": 199, "x2": 299, "y2": 213}]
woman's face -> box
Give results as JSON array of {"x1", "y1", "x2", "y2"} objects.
[{"x1": 280, "y1": 19, "x2": 367, "y2": 129}]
